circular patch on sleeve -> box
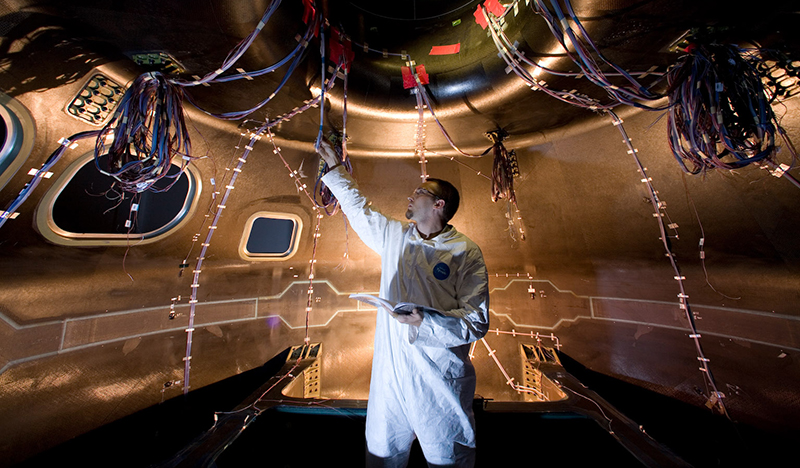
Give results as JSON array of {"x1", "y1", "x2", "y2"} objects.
[{"x1": 433, "y1": 262, "x2": 451, "y2": 280}]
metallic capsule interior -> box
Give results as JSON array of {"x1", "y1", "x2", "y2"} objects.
[{"x1": 0, "y1": 0, "x2": 799, "y2": 466}]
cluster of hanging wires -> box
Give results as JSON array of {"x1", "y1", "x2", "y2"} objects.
[
  {"x1": 93, "y1": 0, "x2": 317, "y2": 196},
  {"x1": 94, "y1": 72, "x2": 190, "y2": 194},
  {"x1": 666, "y1": 43, "x2": 797, "y2": 174}
]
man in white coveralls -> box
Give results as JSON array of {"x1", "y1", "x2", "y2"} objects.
[{"x1": 317, "y1": 141, "x2": 490, "y2": 468}]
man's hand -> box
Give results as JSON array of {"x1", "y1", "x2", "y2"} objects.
[
  {"x1": 317, "y1": 139, "x2": 339, "y2": 167},
  {"x1": 394, "y1": 308, "x2": 423, "y2": 327}
]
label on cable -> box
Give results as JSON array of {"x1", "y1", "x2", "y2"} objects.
[{"x1": 771, "y1": 163, "x2": 789, "y2": 178}]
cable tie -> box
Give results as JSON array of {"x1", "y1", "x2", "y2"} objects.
[
  {"x1": 689, "y1": 334, "x2": 701, "y2": 338},
  {"x1": 0, "y1": 211, "x2": 20, "y2": 219},
  {"x1": 225, "y1": 185, "x2": 235, "y2": 189},
  {"x1": 697, "y1": 357, "x2": 710, "y2": 362},
  {"x1": 191, "y1": 283, "x2": 200, "y2": 288},
  {"x1": 124, "y1": 220, "x2": 131, "y2": 228},
  {"x1": 130, "y1": 203, "x2": 139, "y2": 212},
  {"x1": 58, "y1": 137, "x2": 70, "y2": 146},
  {"x1": 256, "y1": 19, "x2": 266, "y2": 30},
  {"x1": 673, "y1": 276, "x2": 685, "y2": 280},
  {"x1": 668, "y1": 223, "x2": 679, "y2": 229},
  {"x1": 185, "y1": 328, "x2": 195, "y2": 333},
  {"x1": 771, "y1": 163, "x2": 789, "y2": 178}
]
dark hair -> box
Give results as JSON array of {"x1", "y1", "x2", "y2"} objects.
[{"x1": 427, "y1": 178, "x2": 460, "y2": 222}]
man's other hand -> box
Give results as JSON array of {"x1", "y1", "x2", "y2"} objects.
[{"x1": 395, "y1": 308, "x2": 423, "y2": 327}]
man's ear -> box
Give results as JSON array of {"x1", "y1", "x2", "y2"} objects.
[{"x1": 434, "y1": 199, "x2": 445, "y2": 210}]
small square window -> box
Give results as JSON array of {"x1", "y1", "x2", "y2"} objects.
[{"x1": 239, "y1": 212, "x2": 303, "y2": 260}]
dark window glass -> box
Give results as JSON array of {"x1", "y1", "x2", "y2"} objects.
[{"x1": 245, "y1": 217, "x2": 297, "y2": 256}]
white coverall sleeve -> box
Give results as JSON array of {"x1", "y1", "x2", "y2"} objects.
[
  {"x1": 410, "y1": 248, "x2": 490, "y2": 348},
  {"x1": 320, "y1": 165, "x2": 390, "y2": 254}
]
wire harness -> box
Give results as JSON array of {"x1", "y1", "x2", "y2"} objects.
[
  {"x1": 667, "y1": 44, "x2": 797, "y2": 174},
  {"x1": 95, "y1": 72, "x2": 190, "y2": 194}
]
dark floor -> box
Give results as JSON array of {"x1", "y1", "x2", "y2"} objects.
[{"x1": 14, "y1": 349, "x2": 795, "y2": 468}]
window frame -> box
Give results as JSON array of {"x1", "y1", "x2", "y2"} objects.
[
  {"x1": 0, "y1": 93, "x2": 36, "y2": 191},
  {"x1": 238, "y1": 211, "x2": 304, "y2": 261},
  {"x1": 36, "y1": 151, "x2": 202, "y2": 246}
]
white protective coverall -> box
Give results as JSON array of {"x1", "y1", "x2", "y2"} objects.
[{"x1": 321, "y1": 166, "x2": 490, "y2": 465}]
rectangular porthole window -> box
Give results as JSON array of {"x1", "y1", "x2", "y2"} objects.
[
  {"x1": 239, "y1": 212, "x2": 303, "y2": 261},
  {"x1": 36, "y1": 152, "x2": 200, "y2": 246}
]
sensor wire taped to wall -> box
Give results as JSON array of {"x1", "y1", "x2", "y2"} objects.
[{"x1": 608, "y1": 109, "x2": 730, "y2": 419}]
